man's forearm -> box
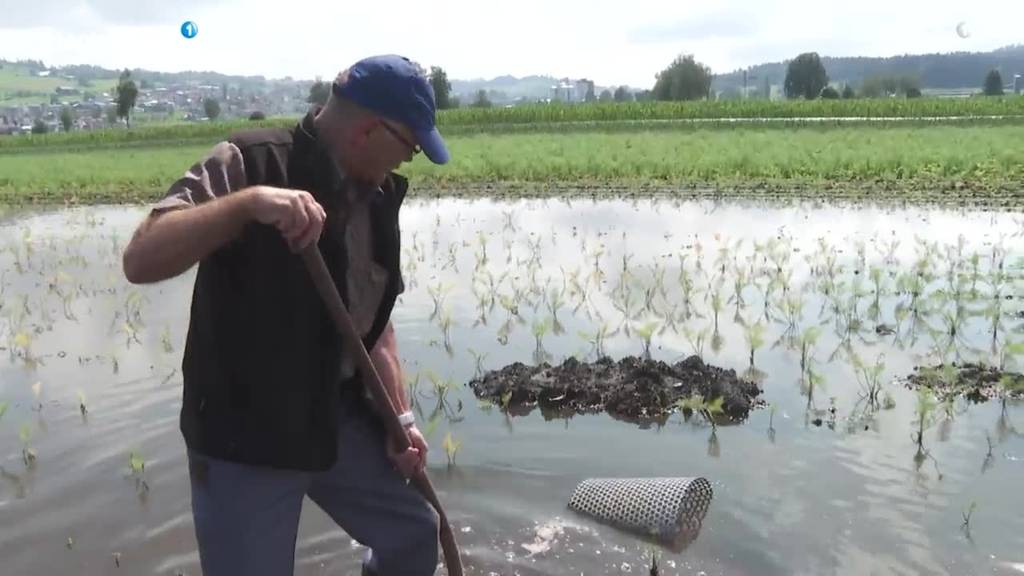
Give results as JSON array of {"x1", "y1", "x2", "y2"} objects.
[
  {"x1": 369, "y1": 323, "x2": 410, "y2": 414},
  {"x1": 122, "y1": 188, "x2": 255, "y2": 284}
]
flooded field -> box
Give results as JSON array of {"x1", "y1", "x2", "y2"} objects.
[{"x1": 0, "y1": 198, "x2": 1022, "y2": 575}]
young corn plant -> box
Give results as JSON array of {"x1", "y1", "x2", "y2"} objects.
[
  {"x1": 438, "y1": 306, "x2": 454, "y2": 356},
  {"x1": 442, "y1": 432, "x2": 462, "y2": 468},
  {"x1": 799, "y1": 326, "x2": 822, "y2": 375},
  {"x1": 532, "y1": 317, "x2": 553, "y2": 365},
  {"x1": 129, "y1": 451, "x2": 149, "y2": 493},
  {"x1": 20, "y1": 423, "x2": 36, "y2": 467},
  {"x1": 579, "y1": 322, "x2": 612, "y2": 360},
  {"x1": 676, "y1": 394, "x2": 725, "y2": 431},
  {"x1": 852, "y1": 353, "x2": 887, "y2": 409},
  {"x1": 682, "y1": 324, "x2": 710, "y2": 363},
  {"x1": 634, "y1": 320, "x2": 659, "y2": 360},
  {"x1": 467, "y1": 348, "x2": 488, "y2": 378},
  {"x1": 709, "y1": 283, "x2": 724, "y2": 332},
  {"x1": 546, "y1": 287, "x2": 566, "y2": 335},
  {"x1": 744, "y1": 321, "x2": 766, "y2": 367},
  {"x1": 913, "y1": 386, "x2": 939, "y2": 454}
]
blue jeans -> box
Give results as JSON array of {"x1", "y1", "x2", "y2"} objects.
[{"x1": 187, "y1": 401, "x2": 439, "y2": 576}]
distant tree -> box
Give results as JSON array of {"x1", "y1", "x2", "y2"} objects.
[
  {"x1": 653, "y1": 54, "x2": 713, "y2": 101},
  {"x1": 471, "y1": 89, "x2": 492, "y2": 108},
  {"x1": 820, "y1": 86, "x2": 840, "y2": 100},
  {"x1": 984, "y1": 69, "x2": 1004, "y2": 96},
  {"x1": 83, "y1": 90, "x2": 96, "y2": 102},
  {"x1": 105, "y1": 105, "x2": 118, "y2": 125},
  {"x1": 634, "y1": 89, "x2": 654, "y2": 102},
  {"x1": 898, "y1": 75, "x2": 921, "y2": 95},
  {"x1": 60, "y1": 106, "x2": 74, "y2": 131},
  {"x1": 115, "y1": 69, "x2": 138, "y2": 128},
  {"x1": 307, "y1": 79, "x2": 330, "y2": 106},
  {"x1": 429, "y1": 66, "x2": 452, "y2": 110},
  {"x1": 841, "y1": 84, "x2": 855, "y2": 99},
  {"x1": 248, "y1": 111, "x2": 266, "y2": 120},
  {"x1": 583, "y1": 80, "x2": 596, "y2": 102},
  {"x1": 613, "y1": 86, "x2": 631, "y2": 102},
  {"x1": 140, "y1": 78, "x2": 153, "y2": 90},
  {"x1": 450, "y1": 96, "x2": 461, "y2": 109},
  {"x1": 905, "y1": 87, "x2": 922, "y2": 98},
  {"x1": 31, "y1": 119, "x2": 48, "y2": 134},
  {"x1": 784, "y1": 52, "x2": 828, "y2": 99},
  {"x1": 50, "y1": 94, "x2": 60, "y2": 105},
  {"x1": 203, "y1": 97, "x2": 221, "y2": 120},
  {"x1": 599, "y1": 89, "x2": 613, "y2": 102}
]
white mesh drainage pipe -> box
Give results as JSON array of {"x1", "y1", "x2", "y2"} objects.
[{"x1": 568, "y1": 477, "x2": 713, "y2": 547}]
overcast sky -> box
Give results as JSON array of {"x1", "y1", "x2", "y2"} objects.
[{"x1": 0, "y1": 0, "x2": 1020, "y2": 87}]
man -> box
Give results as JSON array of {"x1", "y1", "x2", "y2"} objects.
[{"x1": 122, "y1": 54, "x2": 449, "y2": 576}]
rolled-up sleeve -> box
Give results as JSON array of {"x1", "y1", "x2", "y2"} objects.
[{"x1": 151, "y1": 141, "x2": 247, "y2": 214}]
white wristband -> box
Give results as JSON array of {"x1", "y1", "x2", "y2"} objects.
[{"x1": 398, "y1": 411, "x2": 415, "y2": 428}]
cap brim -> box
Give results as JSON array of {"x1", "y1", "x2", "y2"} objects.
[{"x1": 415, "y1": 126, "x2": 449, "y2": 165}]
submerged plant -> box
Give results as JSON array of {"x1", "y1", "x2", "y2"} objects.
[
  {"x1": 799, "y1": 326, "x2": 822, "y2": 375},
  {"x1": 442, "y1": 432, "x2": 462, "y2": 467},
  {"x1": 634, "y1": 320, "x2": 659, "y2": 359},
  {"x1": 852, "y1": 353, "x2": 887, "y2": 408},
  {"x1": 744, "y1": 321, "x2": 766, "y2": 367},
  {"x1": 913, "y1": 386, "x2": 939, "y2": 453},
  {"x1": 20, "y1": 423, "x2": 36, "y2": 467},
  {"x1": 676, "y1": 394, "x2": 725, "y2": 431},
  {"x1": 129, "y1": 451, "x2": 149, "y2": 493}
]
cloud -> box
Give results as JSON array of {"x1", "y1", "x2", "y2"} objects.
[
  {"x1": 0, "y1": 0, "x2": 221, "y2": 29},
  {"x1": 629, "y1": 12, "x2": 761, "y2": 44}
]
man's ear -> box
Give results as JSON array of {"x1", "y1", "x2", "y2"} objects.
[{"x1": 349, "y1": 116, "x2": 378, "y2": 148}]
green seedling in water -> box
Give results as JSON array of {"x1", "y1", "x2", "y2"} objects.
[
  {"x1": 438, "y1": 307, "x2": 454, "y2": 355},
  {"x1": 77, "y1": 390, "x2": 87, "y2": 416},
  {"x1": 634, "y1": 321, "x2": 658, "y2": 359},
  {"x1": 500, "y1": 390, "x2": 513, "y2": 411},
  {"x1": 709, "y1": 285, "x2": 724, "y2": 331},
  {"x1": 578, "y1": 322, "x2": 612, "y2": 359},
  {"x1": 852, "y1": 353, "x2": 887, "y2": 408},
  {"x1": 467, "y1": 348, "x2": 488, "y2": 378},
  {"x1": 744, "y1": 321, "x2": 766, "y2": 367},
  {"x1": 676, "y1": 394, "x2": 725, "y2": 431},
  {"x1": 962, "y1": 501, "x2": 977, "y2": 533},
  {"x1": 129, "y1": 451, "x2": 149, "y2": 493},
  {"x1": 20, "y1": 423, "x2": 36, "y2": 466},
  {"x1": 532, "y1": 317, "x2": 552, "y2": 352},
  {"x1": 425, "y1": 371, "x2": 456, "y2": 402},
  {"x1": 682, "y1": 325, "x2": 709, "y2": 362},
  {"x1": 800, "y1": 326, "x2": 822, "y2": 375},
  {"x1": 160, "y1": 326, "x2": 173, "y2": 354},
  {"x1": 442, "y1": 431, "x2": 462, "y2": 467},
  {"x1": 129, "y1": 452, "x2": 145, "y2": 474},
  {"x1": 914, "y1": 387, "x2": 939, "y2": 452},
  {"x1": 0, "y1": 401, "x2": 7, "y2": 421}
]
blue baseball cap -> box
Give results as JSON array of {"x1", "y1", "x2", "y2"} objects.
[{"x1": 333, "y1": 54, "x2": 449, "y2": 165}]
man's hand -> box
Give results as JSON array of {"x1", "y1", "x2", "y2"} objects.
[
  {"x1": 387, "y1": 425, "x2": 429, "y2": 478},
  {"x1": 247, "y1": 186, "x2": 326, "y2": 252}
]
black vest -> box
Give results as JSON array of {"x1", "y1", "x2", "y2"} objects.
[{"x1": 179, "y1": 111, "x2": 406, "y2": 471}]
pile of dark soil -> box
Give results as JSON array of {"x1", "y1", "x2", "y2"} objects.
[{"x1": 469, "y1": 355, "x2": 763, "y2": 425}]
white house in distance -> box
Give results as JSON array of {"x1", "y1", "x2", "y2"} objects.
[
  {"x1": 550, "y1": 79, "x2": 593, "y2": 103},
  {"x1": 1015, "y1": 74, "x2": 1022, "y2": 95}
]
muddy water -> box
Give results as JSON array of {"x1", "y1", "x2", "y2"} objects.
[{"x1": 0, "y1": 198, "x2": 1022, "y2": 575}]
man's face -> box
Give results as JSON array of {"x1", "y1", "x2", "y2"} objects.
[{"x1": 344, "y1": 115, "x2": 420, "y2": 187}]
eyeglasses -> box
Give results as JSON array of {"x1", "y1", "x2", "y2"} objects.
[{"x1": 378, "y1": 119, "x2": 421, "y2": 156}]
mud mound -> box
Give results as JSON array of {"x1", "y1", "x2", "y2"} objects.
[{"x1": 469, "y1": 355, "x2": 762, "y2": 425}]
